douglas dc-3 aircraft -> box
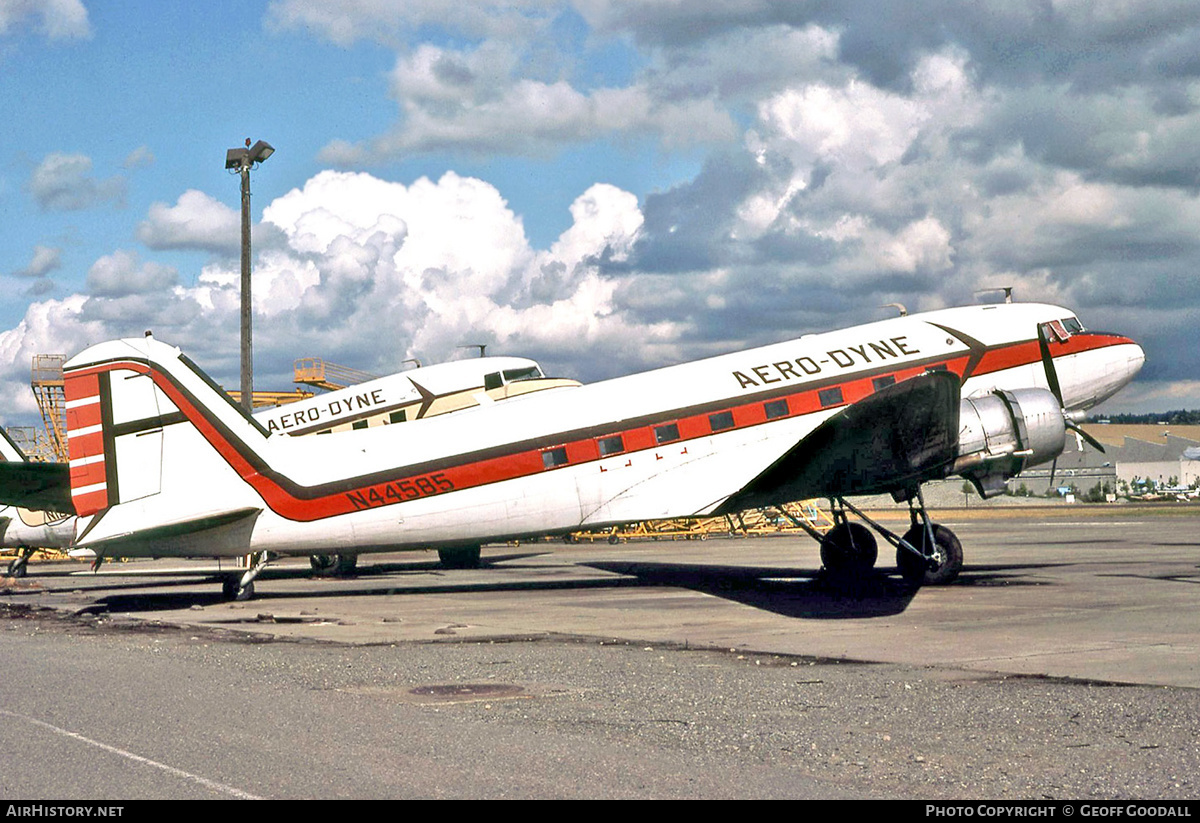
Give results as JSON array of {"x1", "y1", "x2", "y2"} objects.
[
  {"x1": 1, "y1": 301, "x2": 1143, "y2": 600},
  {"x1": 0, "y1": 354, "x2": 577, "y2": 577}
]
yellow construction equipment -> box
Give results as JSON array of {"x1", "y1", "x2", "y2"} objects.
[
  {"x1": 30, "y1": 355, "x2": 68, "y2": 463},
  {"x1": 294, "y1": 358, "x2": 379, "y2": 391},
  {"x1": 565, "y1": 500, "x2": 835, "y2": 544}
]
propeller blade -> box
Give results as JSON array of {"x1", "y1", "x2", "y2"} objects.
[
  {"x1": 1037, "y1": 323, "x2": 1064, "y2": 406},
  {"x1": 1066, "y1": 419, "x2": 1106, "y2": 454}
]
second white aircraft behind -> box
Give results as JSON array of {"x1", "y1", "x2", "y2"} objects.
[{"x1": 45, "y1": 300, "x2": 1142, "y2": 599}]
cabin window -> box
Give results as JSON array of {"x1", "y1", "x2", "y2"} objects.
[
  {"x1": 872, "y1": 375, "x2": 896, "y2": 391},
  {"x1": 925, "y1": 363, "x2": 948, "y2": 373},
  {"x1": 708, "y1": 411, "x2": 735, "y2": 432},
  {"x1": 389, "y1": 410, "x2": 406, "y2": 424},
  {"x1": 818, "y1": 387, "x2": 843, "y2": 407},
  {"x1": 352, "y1": 420, "x2": 369, "y2": 430},
  {"x1": 598, "y1": 435, "x2": 625, "y2": 456},
  {"x1": 542, "y1": 447, "x2": 568, "y2": 469},
  {"x1": 654, "y1": 423, "x2": 680, "y2": 444},
  {"x1": 764, "y1": 399, "x2": 789, "y2": 420}
]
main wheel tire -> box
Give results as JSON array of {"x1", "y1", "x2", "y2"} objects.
[
  {"x1": 329, "y1": 554, "x2": 358, "y2": 576},
  {"x1": 897, "y1": 524, "x2": 963, "y2": 586},
  {"x1": 819, "y1": 522, "x2": 878, "y2": 574},
  {"x1": 438, "y1": 545, "x2": 482, "y2": 569},
  {"x1": 309, "y1": 554, "x2": 335, "y2": 572}
]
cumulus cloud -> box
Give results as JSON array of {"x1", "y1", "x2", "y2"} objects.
[
  {"x1": 265, "y1": 0, "x2": 551, "y2": 47},
  {"x1": 320, "y1": 41, "x2": 735, "y2": 162},
  {"x1": 11, "y1": 245, "x2": 61, "y2": 279},
  {"x1": 136, "y1": 190, "x2": 241, "y2": 254},
  {"x1": 0, "y1": 0, "x2": 91, "y2": 40},
  {"x1": 0, "y1": 168, "x2": 667, "y2": 427},
  {"x1": 27, "y1": 152, "x2": 125, "y2": 212},
  {"x1": 122, "y1": 145, "x2": 155, "y2": 170},
  {"x1": 85, "y1": 249, "x2": 178, "y2": 297}
]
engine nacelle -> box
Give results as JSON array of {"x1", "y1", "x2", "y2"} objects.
[{"x1": 953, "y1": 388, "x2": 1066, "y2": 498}]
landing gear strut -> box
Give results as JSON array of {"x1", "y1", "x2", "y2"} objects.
[
  {"x1": 793, "y1": 487, "x2": 963, "y2": 587},
  {"x1": 894, "y1": 487, "x2": 963, "y2": 586}
]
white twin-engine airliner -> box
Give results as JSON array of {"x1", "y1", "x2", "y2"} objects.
[{"x1": 54, "y1": 301, "x2": 1142, "y2": 600}]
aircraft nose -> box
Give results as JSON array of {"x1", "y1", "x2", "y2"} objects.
[{"x1": 1123, "y1": 341, "x2": 1146, "y2": 385}]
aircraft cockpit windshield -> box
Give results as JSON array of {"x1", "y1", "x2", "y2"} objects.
[
  {"x1": 1043, "y1": 315, "x2": 1084, "y2": 343},
  {"x1": 484, "y1": 366, "x2": 544, "y2": 390}
]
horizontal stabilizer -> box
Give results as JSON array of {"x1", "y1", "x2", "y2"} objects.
[
  {"x1": 0, "y1": 461, "x2": 73, "y2": 513},
  {"x1": 77, "y1": 506, "x2": 262, "y2": 552},
  {"x1": 720, "y1": 370, "x2": 961, "y2": 511}
]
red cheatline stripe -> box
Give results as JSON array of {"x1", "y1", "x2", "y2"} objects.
[{"x1": 62, "y1": 333, "x2": 1135, "y2": 523}]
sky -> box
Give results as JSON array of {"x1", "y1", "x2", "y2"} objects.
[{"x1": 3, "y1": 0, "x2": 1200, "y2": 427}]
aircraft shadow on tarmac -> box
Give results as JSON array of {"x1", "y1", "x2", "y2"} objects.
[{"x1": 21, "y1": 552, "x2": 1058, "y2": 618}]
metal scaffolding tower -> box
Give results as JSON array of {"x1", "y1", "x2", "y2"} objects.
[{"x1": 30, "y1": 355, "x2": 68, "y2": 463}]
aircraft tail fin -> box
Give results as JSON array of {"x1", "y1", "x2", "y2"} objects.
[{"x1": 63, "y1": 335, "x2": 269, "y2": 553}]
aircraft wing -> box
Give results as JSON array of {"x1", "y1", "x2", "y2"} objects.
[
  {"x1": 0, "y1": 461, "x2": 73, "y2": 514},
  {"x1": 718, "y1": 370, "x2": 961, "y2": 512}
]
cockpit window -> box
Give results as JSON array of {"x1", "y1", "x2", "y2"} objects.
[
  {"x1": 502, "y1": 366, "x2": 543, "y2": 383},
  {"x1": 1062, "y1": 316, "x2": 1083, "y2": 333},
  {"x1": 486, "y1": 366, "x2": 544, "y2": 390},
  {"x1": 1044, "y1": 319, "x2": 1072, "y2": 343}
]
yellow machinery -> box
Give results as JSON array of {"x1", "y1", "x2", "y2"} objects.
[
  {"x1": 293, "y1": 358, "x2": 379, "y2": 391},
  {"x1": 566, "y1": 501, "x2": 834, "y2": 544}
]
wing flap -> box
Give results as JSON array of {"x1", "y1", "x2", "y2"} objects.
[{"x1": 719, "y1": 370, "x2": 961, "y2": 512}]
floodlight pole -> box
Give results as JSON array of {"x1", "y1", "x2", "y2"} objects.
[
  {"x1": 225, "y1": 139, "x2": 274, "y2": 412},
  {"x1": 238, "y1": 160, "x2": 253, "y2": 412}
]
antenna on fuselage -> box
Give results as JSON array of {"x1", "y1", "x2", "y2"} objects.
[
  {"x1": 882, "y1": 303, "x2": 908, "y2": 316},
  {"x1": 458, "y1": 344, "x2": 487, "y2": 358},
  {"x1": 976, "y1": 287, "x2": 1015, "y2": 303}
]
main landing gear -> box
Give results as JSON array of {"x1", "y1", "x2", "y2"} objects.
[{"x1": 785, "y1": 487, "x2": 963, "y2": 587}]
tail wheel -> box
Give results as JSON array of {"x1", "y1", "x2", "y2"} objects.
[
  {"x1": 819, "y1": 522, "x2": 878, "y2": 573},
  {"x1": 897, "y1": 524, "x2": 963, "y2": 586}
]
